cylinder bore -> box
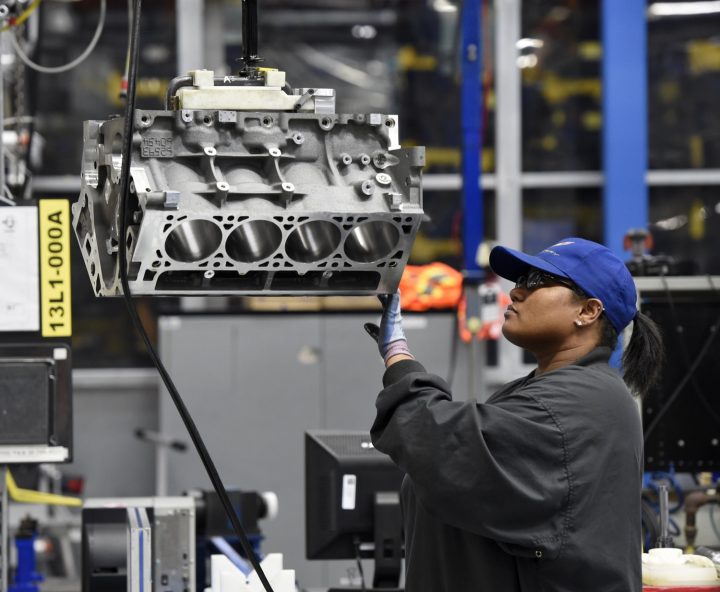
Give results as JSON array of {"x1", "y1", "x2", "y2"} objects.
[
  {"x1": 285, "y1": 221, "x2": 341, "y2": 263},
  {"x1": 344, "y1": 221, "x2": 400, "y2": 263},
  {"x1": 165, "y1": 219, "x2": 222, "y2": 262},
  {"x1": 226, "y1": 220, "x2": 282, "y2": 263}
]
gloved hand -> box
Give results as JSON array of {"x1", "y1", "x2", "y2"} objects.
[{"x1": 364, "y1": 291, "x2": 414, "y2": 364}]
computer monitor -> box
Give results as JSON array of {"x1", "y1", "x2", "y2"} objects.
[
  {"x1": 305, "y1": 430, "x2": 404, "y2": 589},
  {"x1": 640, "y1": 286, "x2": 720, "y2": 471}
]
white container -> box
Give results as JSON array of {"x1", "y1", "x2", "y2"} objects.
[{"x1": 642, "y1": 548, "x2": 720, "y2": 586}]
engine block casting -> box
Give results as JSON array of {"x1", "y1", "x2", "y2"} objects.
[{"x1": 72, "y1": 71, "x2": 425, "y2": 296}]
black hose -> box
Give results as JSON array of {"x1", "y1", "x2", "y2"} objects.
[
  {"x1": 117, "y1": 2, "x2": 275, "y2": 591},
  {"x1": 352, "y1": 537, "x2": 367, "y2": 592},
  {"x1": 242, "y1": 0, "x2": 260, "y2": 64}
]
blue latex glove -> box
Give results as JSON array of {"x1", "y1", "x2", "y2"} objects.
[{"x1": 364, "y1": 291, "x2": 413, "y2": 363}]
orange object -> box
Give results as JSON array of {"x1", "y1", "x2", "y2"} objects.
[
  {"x1": 399, "y1": 263, "x2": 463, "y2": 312},
  {"x1": 457, "y1": 283, "x2": 511, "y2": 343}
]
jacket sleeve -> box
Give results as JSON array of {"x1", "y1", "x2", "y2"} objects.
[{"x1": 370, "y1": 359, "x2": 570, "y2": 554}]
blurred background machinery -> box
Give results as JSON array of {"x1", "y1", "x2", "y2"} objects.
[{"x1": 2, "y1": 0, "x2": 715, "y2": 365}]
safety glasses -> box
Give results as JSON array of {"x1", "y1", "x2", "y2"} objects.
[{"x1": 514, "y1": 269, "x2": 587, "y2": 297}]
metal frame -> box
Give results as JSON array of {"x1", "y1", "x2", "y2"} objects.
[
  {"x1": 492, "y1": 0, "x2": 525, "y2": 377},
  {"x1": 33, "y1": 169, "x2": 720, "y2": 193},
  {"x1": 33, "y1": 168, "x2": 720, "y2": 194},
  {"x1": 30, "y1": 4, "x2": 719, "y2": 388},
  {"x1": 635, "y1": 276, "x2": 720, "y2": 292},
  {"x1": 176, "y1": 0, "x2": 205, "y2": 75},
  {"x1": 494, "y1": 0, "x2": 522, "y2": 254},
  {"x1": 424, "y1": 169, "x2": 720, "y2": 192}
]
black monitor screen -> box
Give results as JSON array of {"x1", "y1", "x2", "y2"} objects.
[
  {"x1": 641, "y1": 289, "x2": 720, "y2": 471},
  {"x1": 305, "y1": 430, "x2": 404, "y2": 560}
]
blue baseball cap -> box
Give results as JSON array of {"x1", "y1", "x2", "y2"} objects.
[{"x1": 489, "y1": 237, "x2": 637, "y2": 333}]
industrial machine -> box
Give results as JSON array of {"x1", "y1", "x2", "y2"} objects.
[
  {"x1": 71, "y1": 66, "x2": 425, "y2": 296},
  {"x1": 0, "y1": 344, "x2": 72, "y2": 464},
  {"x1": 82, "y1": 497, "x2": 196, "y2": 592},
  {"x1": 192, "y1": 488, "x2": 278, "y2": 590},
  {"x1": 0, "y1": 343, "x2": 74, "y2": 592},
  {"x1": 636, "y1": 276, "x2": 720, "y2": 472},
  {"x1": 81, "y1": 489, "x2": 282, "y2": 592}
]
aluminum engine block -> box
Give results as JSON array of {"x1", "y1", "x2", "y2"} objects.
[{"x1": 72, "y1": 70, "x2": 425, "y2": 296}]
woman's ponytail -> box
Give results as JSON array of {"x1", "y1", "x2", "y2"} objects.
[{"x1": 622, "y1": 311, "x2": 665, "y2": 398}]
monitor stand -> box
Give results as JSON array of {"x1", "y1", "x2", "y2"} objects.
[{"x1": 329, "y1": 491, "x2": 404, "y2": 592}]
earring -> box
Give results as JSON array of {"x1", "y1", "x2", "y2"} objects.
[{"x1": 575, "y1": 320, "x2": 583, "y2": 327}]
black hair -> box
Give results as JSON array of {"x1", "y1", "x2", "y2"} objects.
[{"x1": 597, "y1": 312, "x2": 664, "y2": 398}]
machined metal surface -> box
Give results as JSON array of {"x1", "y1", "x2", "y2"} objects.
[
  {"x1": 72, "y1": 73, "x2": 425, "y2": 296},
  {"x1": 153, "y1": 498, "x2": 196, "y2": 592}
]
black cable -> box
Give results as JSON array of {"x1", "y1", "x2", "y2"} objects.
[
  {"x1": 352, "y1": 537, "x2": 367, "y2": 592},
  {"x1": 657, "y1": 273, "x2": 720, "y2": 427},
  {"x1": 641, "y1": 495, "x2": 661, "y2": 551},
  {"x1": 242, "y1": 0, "x2": 259, "y2": 62},
  {"x1": 643, "y1": 279, "x2": 720, "y2": 442},
  {"x1": 117, "y1": 2, "x2": 275, "y2": 591}
]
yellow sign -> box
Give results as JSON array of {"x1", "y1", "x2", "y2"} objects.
[{"x1": 39, "y1": 199, "x2": 72, "y2": 337}]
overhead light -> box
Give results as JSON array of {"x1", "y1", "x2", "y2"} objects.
[
  {"x1": 648, "y1": 1, "x2": 720, "y2": 18},
  {"x1": 516, "y1": 38, "x2": 544, "y2": 50},
  {"x1": 433, "y1": 0, "x2": 458, "y2": 13}
]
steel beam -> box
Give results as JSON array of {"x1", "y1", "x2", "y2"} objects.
[
  {"x1": 176, "y1": 0, "x2": 205, "y2": 75},
  {"x1": 461, "y1": 0, "x2": 483, "y2": 273},
  {"x1": 495, "y1": 0, "x2": 522, "y2": 252},
  {"x1": 494, "y1": 0, "x2": 524, "y2": 374},
  {"x1": 602, "y1": 0, "x2": 647, "y2": 256}
]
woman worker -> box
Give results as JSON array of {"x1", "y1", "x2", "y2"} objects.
[{"x1": 365, "y1": 237, "x2": 664, "y2": 592}]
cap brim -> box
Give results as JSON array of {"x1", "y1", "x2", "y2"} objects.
[{"x1": 489, "y1": 246, "x2": 571, "y2": 282}]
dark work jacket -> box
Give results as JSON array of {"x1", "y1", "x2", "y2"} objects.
[{"x1": 370, "y1": 347, "x2": 643, "y2": 592}]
